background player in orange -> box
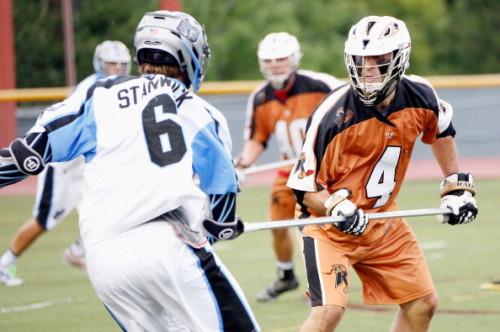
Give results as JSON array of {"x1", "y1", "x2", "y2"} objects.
[
  {"x1": 287, "y1": 16, "x2": 478, "y2": 331},
  {"x1": 235, "y1": 32, "x2": 343, "y2": 302}
]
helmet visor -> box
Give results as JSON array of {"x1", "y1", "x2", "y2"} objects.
[
  {"x1": 103, "y1": 62, "x2": 130, "y2": 76},
  {"x1": 347, "y1": 52, "x2": 394, "y2": 97},
  {"x1": 259, "y1": 55, "x2": 295, "y2": 88}
]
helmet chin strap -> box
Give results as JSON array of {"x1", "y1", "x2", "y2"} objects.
[
  {"x1": 269, "y1": 72, "x2": 296, "y2": 90},
  {"x1": 270, "y1": 80, "x2": 286, "y2": 90}
]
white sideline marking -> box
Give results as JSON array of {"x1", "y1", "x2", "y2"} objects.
[
  {"x1": 421, "y1": 241, "x2": 446, "y2": 250},
  {"x1": 426, "y1": 253, "x2": 445, "y2": 260},
  {"x1": 421, "y1": 241, "x2": 446, "y2": 260},
  {"x1": 0, "y1": 296, "x2": 92, "y2": 313}
]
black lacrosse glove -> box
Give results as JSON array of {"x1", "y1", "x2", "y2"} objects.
[
  {"x1": 203, "y1": 217, "x2": 244, "y2": 240},
  {"x1": 334, "y1": 209, "x2": 368, "y2": 236}
]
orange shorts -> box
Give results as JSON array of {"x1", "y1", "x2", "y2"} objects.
[
  {"x1": 299, "y1": 219, "x2": 435, "y2": 307},
  {"x1": 269, "y1": 169, "x2": 296, "y2": 220}
]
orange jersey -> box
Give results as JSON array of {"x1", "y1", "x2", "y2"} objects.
[
  {"x1": 244, "y1": 70, "x2": 344, "y2": 160},
  {"x1": 288, "y1": 75, "x2": 455, "y2": 243}
]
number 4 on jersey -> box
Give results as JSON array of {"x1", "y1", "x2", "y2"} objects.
[{"x1": 366, "y1": 146, "x2": 401, "y2": 208}]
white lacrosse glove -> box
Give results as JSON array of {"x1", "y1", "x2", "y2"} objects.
[
  {"x1": 437, "y1": 173, "x2": 478, "y2": 225},
  {"x1": 324, "y1": 188, "x2": 368, "y2": 236},
  {"x1": 235, "y1": 167, "x2": 248, "y2": 185}
]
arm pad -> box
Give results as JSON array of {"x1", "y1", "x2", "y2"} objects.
[{"x1": 9, "y1": 138, "x2": 45, "y2": 175}]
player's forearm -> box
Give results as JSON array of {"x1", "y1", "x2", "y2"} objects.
[
  {"x1": 208, "y1": 192, "x2": 237, "y2": 223},
  {"x1": 235, "y1": 140, "x2": 265, "y2": 168},
  {"x1": 302, "y1": 190, "x2": 331, "y2": 215},
  {"x1": 0, "y1": 159, "x2": 28, "y2": 188},
  {"x1": 431, "y1": 136, "x2": 459, "y2": 177}
]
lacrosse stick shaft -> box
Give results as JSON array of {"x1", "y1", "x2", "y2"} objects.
[
  {"x1": 243, "y1": 159, "x2": 295, "y2": 176},
  {"x1": 243, "y1": 207, "x2": 452, "y2": 233}
]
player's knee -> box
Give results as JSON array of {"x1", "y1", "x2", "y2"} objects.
[
  {"x1": 421, "y1": 292, "x2": 438, "y2": 317},
  {"x1": 402, "y1": 292, "x2": 438, "y2": 320},
  {"x1": 271, "y1": 227, "x2": 290, "y2": 239},
  {"x1": 308, "y1": 305, "x2": 344, "y2": 330}
]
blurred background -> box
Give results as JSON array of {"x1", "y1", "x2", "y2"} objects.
[
  {"x1": 8, "y1": 0, "x2": 500, "y2": 86},
  {"x1": 1, "y1": 0, "x2": 499, "y2": 164}
]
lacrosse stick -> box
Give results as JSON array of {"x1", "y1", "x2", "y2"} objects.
[
  {"x1": 242, "y1": 159, "x2": 295, "y2": 176},
  {"x1": 243, "y1": 207, "x2": 452, "y2": 233},
  {"x1": 193, "y1": 160, "x2": 295, "y2": 186}
]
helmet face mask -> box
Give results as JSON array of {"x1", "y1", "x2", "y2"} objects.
[
  {"x1": 134, "y1": 11, "x2": 211, "y2": 92},
  {"x1": 344, "y1": 16, "x2": 411, "y2": 106},
  {"x1": 257, "y1": 32, "x2": 302, "y2": 89},
  {"x1": 93, "y1": 41, "x2": 131, "y2": 76}
]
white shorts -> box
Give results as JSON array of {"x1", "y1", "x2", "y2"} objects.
[
  {"x1": 85, "y1": 222, "x2": 260, "y2": 332},
  {"x1": 32, "y1": 157, "x2": 84, "y2": 230}
]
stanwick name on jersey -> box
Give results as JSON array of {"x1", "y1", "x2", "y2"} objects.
[{"x1": 116, "y1": 76, "x2": 192, "y2": 109}]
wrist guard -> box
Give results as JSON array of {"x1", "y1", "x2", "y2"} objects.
[
  {"x1": 324, "y1": 188, "x2": 352, "y2": 216},
  {"x1": 440, "y1": 173, "x2": 476, "y2": 197}
]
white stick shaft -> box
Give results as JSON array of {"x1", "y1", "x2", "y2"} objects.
[
  {"x1": 243, "y1": 159, "x2": 295, "y2": 176},
  {"x1": 243, "y1": 207, "x2": 452, "y2": 233}
]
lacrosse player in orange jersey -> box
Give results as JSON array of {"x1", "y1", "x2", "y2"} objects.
[
  {"x1": 235, "y1": 32, "x2": 344, "y2": 302},
  {"x1": 287, "y1": 16, "x2": 478, "y2": 331}
]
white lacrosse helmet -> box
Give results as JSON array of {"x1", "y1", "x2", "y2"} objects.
[
  {"x1": 134, "y1": 10, "x2": 211, "y2": 92},
  {"x1": 344, "y1": 16, "x2": 411, "y2": 106},
  {"x1": 257, "y1": 32, "x2": 302, "y2": 89},
  {"x1": 93, "y1": 40, "x2": 131, "y2": 76}
]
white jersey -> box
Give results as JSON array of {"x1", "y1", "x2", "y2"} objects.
[
  {"x1": 31, "y1": 73, "x2": 106, "y2": 229},
  {"x1": 70, "y1": 73, "x2": 105, "y2": 99},
  {"x1": 196, "y1": 96, "x2": 233, "y2": 155},
  {"x1": 28, "y1": 75, "x2": 237, "y2": 248}
]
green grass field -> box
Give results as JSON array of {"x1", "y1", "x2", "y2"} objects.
[{"x1": 1, "y1": 179, "x2": 499, "y2": 331}]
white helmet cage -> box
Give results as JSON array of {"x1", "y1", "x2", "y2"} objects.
[
  {"x1": 344, "y1": 16, "x2": 411, "y2": 106},
  {"x1": 134, "y1": 10, "x2": 211, "y2": 92},
  {"x1": 257, "y1": 32, "x2": 302, "y2": 89},
  {"x1": 93, "y1": 40, "x2": 132, "y2": 76}
]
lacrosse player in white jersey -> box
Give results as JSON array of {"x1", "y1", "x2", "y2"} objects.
[
  {"x1": 0, "y1": 40, "x2": 132, "y2": 286},
  {"x1": 0, "y1": 11, "x2": 260, "y2": 332}
]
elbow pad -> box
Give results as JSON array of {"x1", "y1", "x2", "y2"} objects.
[{"x1": 9, "y1": 138, "x2": 45, "y2": 175}]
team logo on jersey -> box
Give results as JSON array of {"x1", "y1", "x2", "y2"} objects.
[
  {"x1": 323, "y1": 264, "x2": 348, "y2": 293},
  {"x1": 294, "y1": 152, "x2": 314, "y2": 179},
  {"x1": 385, "y1": 132, "x2": 394, "y2": 139},
  {"x1": 334, "y1": 107, "x2": 354, "y2": 127},
  {"x1": 177, "y1": 18, "x2": 200, "y2": 42},
  {"x1": 53, "y1": 209, "x2": 66, "y2": 220}
]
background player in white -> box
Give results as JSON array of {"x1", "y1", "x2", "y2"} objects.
[
  {"x1": 0, "y1": 10, "x2": 260, "y2": 332},
  {"x1": 0, "y1": 40, "x2": 131, "y2": 286},
  {"x1": 235, "y1": 32, "x2": 343, "y2": 302}
]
